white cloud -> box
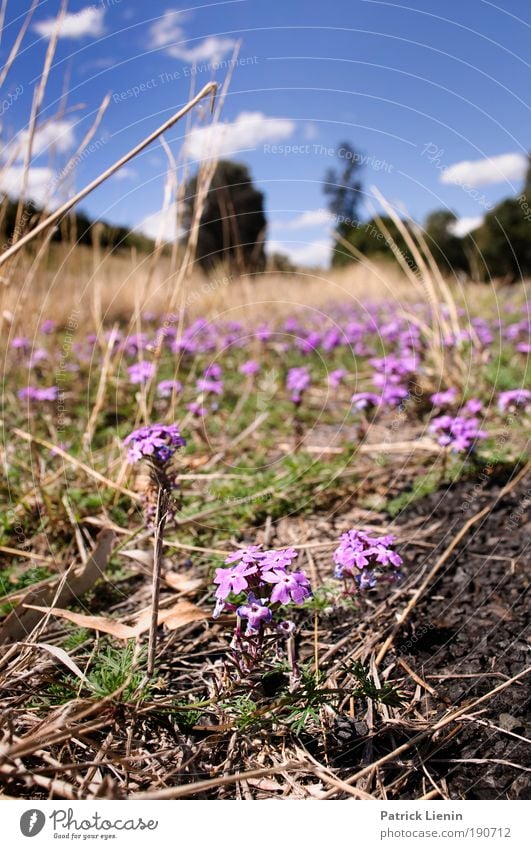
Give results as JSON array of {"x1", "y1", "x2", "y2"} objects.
[
  {"x1": 280, "y1": 209, "x2": 334, "y2": 231},
  {"x1": 185, "y1": 111, "x2": 295, "y2": 161},
  {"x1": 166, "y1": 35, "x2": 237, "y2": 64},
  {"x1": 3, "y1": 120, "x2": 76, "y2": 163},
  {"x1": 148, "y1": 10, "x2": 235, "y2": 64},
  {"x1": 0, "y1": 165, "x2": 54, "y2": 206},
  {"x1": 448, "y1": 215, "x2": 484, "y2": 237},
  {"x1": 440, "y1": 152, "x2": 527, "y2": 188},
  {"x1": 2, "y1": 120, "x2": 76, "y2": 166},
  {"x1": 148, "y1": 9, "x2": 186, "y2": 49},
  {"x1": 138, "y1": 208, "x2": 178, "y2": 242},
  {"x1": 34, "y1": 7, "x2": 105, "y2": 40},
  {"x1": 267, "y1": 238, "x2": 330, "y2": 267},
  {"x1": 112, "y1": 167, "x2": 137, "y2": 182}
]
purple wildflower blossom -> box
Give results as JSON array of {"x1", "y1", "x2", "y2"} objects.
[
  {"x1": 124, "y1": 423, "x2": 186, "y2": 464},
  {"x1": 261, "y1": 569, "x2": 312, "y2": 605},
  {"x1": 157, "y1": 379, "x2": 182, "y2": 398},
  {"x1": 333, "y1": 529, "x2": 403, "y2": 590},
  {"x1": 464, "y1": 398, "x2": 483, "y2": 415},
  {"x1": 204, "y1": 363, "x2": 222, "y2": 378},
  {"x1": 40, "y1": 320, "x2": 55, "y2": 334},
  {"x1": 11, "y1": 336, "x2": 31, "y2": 352},
  {"x1": 286, "y1": 366, "x2": 311, "y2": 404},
  {"x1": 18, "y1": 386, "x2": 58, "y2": 402},
  {"x1": 196, "y1": 377, "x2": 223, "y2": 395},
  {"x1": 239, "y1": 359, "x2": 260, "y2": 376},
  {"x1": 497, "y1": 389, "x2": 531, "y2": 413},
  {"x1": 128, "y1": 361, "x2": 155, "y2": 384},
  {"x1": 186, "y1": 401, "x2": 207, "y2": 417},
  {"x1": 351, "y1": 391, "x2": 380, "y2": 411},
  {"x1": 430, "y1": 387, "x2": 457, "y2": 407},
  {"x1": 429, "y1": 415, "x2": 487, "y2": 452},
  {"x1": 214, "y1": 563, "x2": 257, "y2": 599},
  {"x1": 328, "y1": 368, "x2": 346, "y2": 388},
  {"x1": 237, "y1": 593, "x2": 273, "y2": 633}
]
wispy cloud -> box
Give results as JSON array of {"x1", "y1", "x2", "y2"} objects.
[
  {"x1": 138, "y1": 208, "x2": 179, "y2": 242},
  {"x1": 440, "y1": 152, "x2": 527, "y2": 188},
  {"x1": 167, "y1": 35, "x2": 237, "y2": 64},
  {"x1": 0, "y1": 165, "x2": 54, "y2": 206},
  {"x1": 185, "y1": 111, "x2": 295, "y2": 161},
  {"x1": 34, "y1": 7, "x2": 105, "y2": 40},
  {"x1": 448, "y1": 215, "x2": 484, "y2": 237},
  {"x1": 268, "y1": 238, "x2": 330, "y2": 267},
  {"x1": 279, "y1": 209, "x2": 334, "y2": 231},
  {"x1": 148, "y1": 9, "x2": 186, "y2": 49},
  {"x1": 112, "y1": 167, "x2": 137, "y2": 182},
  {"x1": 147, "y1": 9, "x2": 236, "y2": 65},
  {"x1": 3, "y1": 119, "x2": 76, "y2": 163}
]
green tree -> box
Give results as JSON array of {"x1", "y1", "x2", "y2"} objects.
[
  {"x1": 331, "y1": 215, "x2": 416, "y2": 269},
  {"x1": 423, "y1": 210, "x2": 470, "y2": 275},
  {"x1": 183, "y1": 160, "x2": 266, "y2": 273}
]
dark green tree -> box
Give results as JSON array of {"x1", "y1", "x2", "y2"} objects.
[
  {"x1": 423, "y1": 210, "x2": 470, "y2": 275},
  {"x1": 331, "y1": 215, "x2": 416, "y2": 269},
  {"x1": 323, "y1": 142, "x2": 364, "y2": 265},
  {"x1": 183, "y1": 160, "x2": 266, "y2": 273}
]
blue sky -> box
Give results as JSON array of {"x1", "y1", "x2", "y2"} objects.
[{"x1": 2, "y1": 0, "x2": 531, "y2": 265}]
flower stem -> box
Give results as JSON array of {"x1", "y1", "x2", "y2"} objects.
[{"x1": 147, "y1": 486, "x2": 169, "y2": 678}]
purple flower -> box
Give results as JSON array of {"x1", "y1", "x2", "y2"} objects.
[
  {"x1": 428, "y1": 414, "x2": 487, "y2": 452},
  {"x1": 239, "y1": 359, "x2": 260, "y2": 376},
  {"x1": 497, "y1": 389, "x2": 531, "y2": 413},
  {"x1": 18, "y1": 385, "x2": 58, "y2": 402},
  {"x1": 224, "y1": 545, "x2": 265, "y2": 568},
  {"x1": 11, "y1": 336, "x2": 31, "y2": 352},
  {"x1": 276, "y1": 620, "x2": 296, "y2": 636},
  {"x1": 124, "y1": 423, "x2": 186, "y2": 465},
  {"x1": 286, "y1": 366, "x2": 311, "y2": 404},
  {"x1": 328, "y1": 368, "x2": 346, "y2": 388},
  {"x1": 380, "y1": 384, "x2": 409, "y2": 407},
  {"x1": 333, "y1": 529, "x2": 403, "y2": 590},
  {"x1": 430, "y1": 387, "x2": 457, "y2": 407},
  {"x1": 214, "y1": 563, "x2": 257, "y2": 600},
  {"x1": 196, "y1": 377, "x2": 223, "y2": 395},
  {"x1": 186, "y1": 402, "x2": 207, "y2": 417},
  {"x1": 40, "y1": 320, "x2": 55, "y2": 334},
  {"x1": 261, "y1": 568, "x2": 312, "y2": 605},
  {"x1": 157, "y1": 379, "x2": 182, "y2": 398},
  {"x1": 464, "y1": 398, "x2": 483, "y2": 415},
  {"x1": 237, "y1": 593, "x2": 272, "y2": 633},
  {"x1": 351, "y1": 391, "x2": 380, "y2": 411},
  {"x1": 262, "y1": 547, "x2": 298, "y2": 570},
  {"x1": 204, "y1": 363, "x2": 222, "y2": 379},
  {"x1": 128, "y1": 361, "x2": 155, "y2": 384}
]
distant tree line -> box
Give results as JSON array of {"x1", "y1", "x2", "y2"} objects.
[
  {"x1": 0, "y1": 196, "x2": 156, "y2": 254},
  {"x1": 324, "y1": 143, "x2": 531, "y2": 283}
]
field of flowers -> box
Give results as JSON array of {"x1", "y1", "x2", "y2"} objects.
[{"x1": 0, "y1": 287, "x2": 529, "y2": 800}]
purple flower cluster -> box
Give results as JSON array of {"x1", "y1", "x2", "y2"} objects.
[
  {"x1": 333, "y1": 529, "x2": 403, "y2": 591},
  {"x1": 428, "y1": 414, "x2": 487, "y2": 452},
  {"x1": 128, "y1": 361, "x2": 155, "y2": 384},
  {"x1": 351, "y1": 391, "x2": 381, "y2": 411},
  {"x1": 370, "y1": 353, "x2": 416, "y2": 408},
  {"x1": 18, "y1": 386, "x2": 58, "y2": 402},
  {"x1": 497, "y1": 389, "x2": 531, "y2": 413},
  {"x1": 430, "y1": 387, "x2": 458, "y2": 408},
  {"x1": 286, "y1": 366, "x2": 311, "y2": 404},
  {"x1": 124, "y1": 423, "x2": 186, "y2": 465},
  {"x1": 213, "y1": 545, "x2": 311, "y2": 634},
  {"x1": 157, "y1": 379, "x2": 182, "y2": 398}
]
